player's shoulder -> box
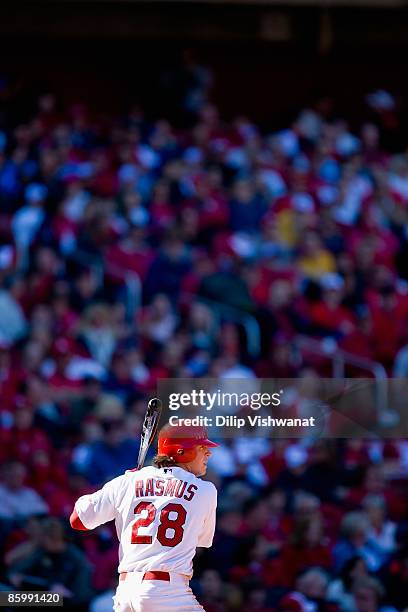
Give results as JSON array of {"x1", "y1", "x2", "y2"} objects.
[
  {"x1": 104, "y1": 466, "x2": 154, "y2": 498},
  {"x1": 97, "y1": 471, "x2": 131, "y2": 503},
  {"x1": 201, "y1": 478, "x2": 217, "y2": 494},
  {"x1": 104, "y1": 466, "x2": 153, "y2": 489},
  {"x1": 194, "y1": 476, "x2": 217, "y2": 499},
  {"x1": 125, "y1": 465, "x2": 155, "y2": 478}
]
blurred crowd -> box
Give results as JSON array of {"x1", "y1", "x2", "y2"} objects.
[{"x1": 0, "y1": 90, "x2": 407, "y2": 610}]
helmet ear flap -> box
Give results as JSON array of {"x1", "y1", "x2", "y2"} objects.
[{"x1": 167, "y1": 446, "x2": 197, "y2": 463}]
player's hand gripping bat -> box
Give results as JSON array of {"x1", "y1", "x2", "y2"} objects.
[{"x1": 136, "y1": 398, "x2": 162, "y2": 470}]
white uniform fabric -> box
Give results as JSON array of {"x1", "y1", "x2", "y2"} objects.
[
  {"x1": 113, "y1": 571, "x2": 204, "y2": 612},
  {"x1": 75, "y1": 465, "x2": 217, "y2": 611}
]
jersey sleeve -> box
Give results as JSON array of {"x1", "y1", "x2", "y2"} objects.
[
  {"x1": 74, "y1": 474, "x2": 125, "y2": 530},
  {"x1": 197, "y1": 482, "x2": 217, "y2": 548}
]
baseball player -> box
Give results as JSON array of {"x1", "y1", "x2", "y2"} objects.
[{"x1": 70, "y1": 424, "x2": 218, "y2": 611}]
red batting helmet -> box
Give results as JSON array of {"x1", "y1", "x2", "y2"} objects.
[{"x1": 158, "y1": 424, "x2": 218, "y2": 463}]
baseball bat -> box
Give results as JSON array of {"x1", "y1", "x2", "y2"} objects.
[{"x1": 136, "y1": 398, "x2": 162, "y2": 470}]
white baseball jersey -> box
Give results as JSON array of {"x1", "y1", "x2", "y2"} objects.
[{"x1": 75, "y1": 465, "x2": 217, "y2": 577}]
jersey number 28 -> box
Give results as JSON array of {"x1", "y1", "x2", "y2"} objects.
[{"x1": 131, "y1": 501, "x2": 187, "y2": 547}]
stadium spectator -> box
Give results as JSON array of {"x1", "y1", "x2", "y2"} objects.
[
  {"x1": 362, "y1": 495, "x2": 397, "y2": 560},
  {"x1": 8, "y1": 517, "x2": 92, "y2": 606},
  {"x1": 73, "y1": 411, "x2": 139, "y2": 486},
  {"x1": 0, "y1": 275, "x2": 27, "y2": 344},
  {"x1": 332, "y1": 512, "x2": 384, "y2": 573},
  {"x1": 0, "y1": 461, "x2": 49, "y2": 521},
  {"x1": 294, "y1": 568, "x2": 330, "y2": 605},
  {"x1": 279, "y1": 515, "x2": 332, "y2": 586},
  {"x1": 327, "y1": 556, "x2": 369, "y2": 612},
  {"x1": 351, "y1": 576, "x2": 387, "y2": 612},
  {"x1": 3, "y1": 516, "x2": 44, "y2": 568}
]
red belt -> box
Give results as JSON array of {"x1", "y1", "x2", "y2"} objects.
[{"x1": 120, "y1": 571, "x2": 170, "y2": 582}]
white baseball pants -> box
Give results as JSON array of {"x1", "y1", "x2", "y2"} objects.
[{"x1": 112, "y1": 572, "x2": 205, "y2": 612}]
